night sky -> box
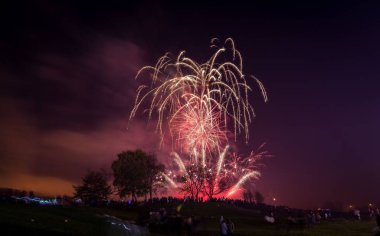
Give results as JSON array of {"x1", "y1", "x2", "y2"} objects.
[{"x1": 1, "y1": 1, "x2": 379, "y2": 209}]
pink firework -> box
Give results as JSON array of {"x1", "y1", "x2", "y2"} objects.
[
  {"x1": 170, "y1": 103, "x2": 227, "y2": 163},
  {"x1": 130, "y1": 38, "x2": 268, "y2": 199}
]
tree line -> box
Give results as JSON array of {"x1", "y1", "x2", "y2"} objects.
[
  {"x1": 73, "y1": 150, "x2": 164, "y2": 204},
  {"x1": 73, "y1": 149, "x2": 265, "y2": 205}
]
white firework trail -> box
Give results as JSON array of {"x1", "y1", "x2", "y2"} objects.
[{"x1": 130, "y1": 38, "x2": 268, "y2": 198}]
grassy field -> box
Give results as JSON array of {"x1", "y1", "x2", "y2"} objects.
[{"x1": 0, "y1": 202, "x2": 377, "y2": 236}]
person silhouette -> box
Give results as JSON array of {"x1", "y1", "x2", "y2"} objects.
[{"x1": 220, "y1": 216, "x2": 228, "y2": 236}]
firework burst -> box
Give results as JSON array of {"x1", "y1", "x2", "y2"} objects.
[
  {"x1": 130, "y1": 38, "x2": 268, "y2": 198},
  {"x1": 170, "y1": 104, "x2": 227, "y2": 163}
]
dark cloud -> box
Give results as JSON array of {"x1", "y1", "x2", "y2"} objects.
[
  {"x1": 30, "y1": 37, "x2": 145, "y2": 130},
  {"x1": 0, "y1": 13, "x2": 157, "y2": 194},
  {"x1": 0, "y1": 96, "x2": 161, "y2": 194}
]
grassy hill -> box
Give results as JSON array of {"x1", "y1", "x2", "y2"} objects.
[{"x1": 0, "y1": 201, "x2": 376, "y2": 236}]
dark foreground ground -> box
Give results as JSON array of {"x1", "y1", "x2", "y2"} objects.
[{"x1": 0, "y1": 201, "x2": 377, "y2": 236}]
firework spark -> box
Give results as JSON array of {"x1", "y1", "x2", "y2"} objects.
[
  {"x1": 130, "y1": 38, "x2": 268, "y2": 198},
  {"x1": 162, "y1": 173, "x2": 178, "y2": 188},
  {"x1": 170, "y1": 104, "x2": 227, "y2": 164},
  {"x1": 130, "y1": 38, "x2": 267, "y2": 150},
  {"x1": 226, "y1": 171, "x2": 261, "y2": 197}
]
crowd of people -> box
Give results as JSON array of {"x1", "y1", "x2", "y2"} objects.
[{"x1": 2, "y1": 189, "x2": 380, "y2": 235}]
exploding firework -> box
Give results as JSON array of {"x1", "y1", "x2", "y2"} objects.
[
  {"x1": 130, "y1": 38, "x2": 268, "y2": 198},
  {"x1": 223, "y1": 144, "x2": 270, "y2": 196},
  {"x1": 170, "y1": 104, "x2": 227, "y2": 162}
]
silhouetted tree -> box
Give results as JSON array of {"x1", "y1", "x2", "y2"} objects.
[
  {"x1": 255, "y1": 191, "x2": 264, "y2": 204},
  {"x1": 203, "y1": 166, "x2": 234, "y2": 200},
  {"x1": 0, "y1": 188, "x2": 13, "y2": 198},
  {"x1": 242, "y1": 183, "x2": 255, "y2": 203},
  {"x1": 73, "y1": 170, "x2": 111, "y2": 204},
  {"x1": 20, "y1": 190, "x2": 27, "y2": 197},
  {"x1": 179, "y1": 163, "x2": 204, "y2": 201},
  {"x1": 56, "y1": 195, "x2": 62, "y2": 204},
  {"x1": 112, "y1": 150, "x2": 165, "y2": 201},
  {"x1": 243, "y1": 190, "x2": 254, "y2": 203},
  {"x1": 28, "y1": 191, "x2": 35, "y2": 198},
  {"x1": 146, "y1": 154, "x2": 165, "y2": 200}
]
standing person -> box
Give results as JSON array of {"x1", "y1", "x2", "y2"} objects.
[
  {"x1": 354, "y1": 209, "x2": 361, "y2": 220},
  {"x1": 185, "y1": 216, "x2": 193, "y2": 236},
  {"x1": 316, "y1": 212, "x2": 321, "y2": 223},
  {"x1": 220, "y1": 217, "x2": 228, "y2": 236},
  {"x1": 311, "y1": 212, "x2": 316, "y2": 224},
  {"x1": 370, "y1": 209, "x2": 375, "y2": 218}
]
